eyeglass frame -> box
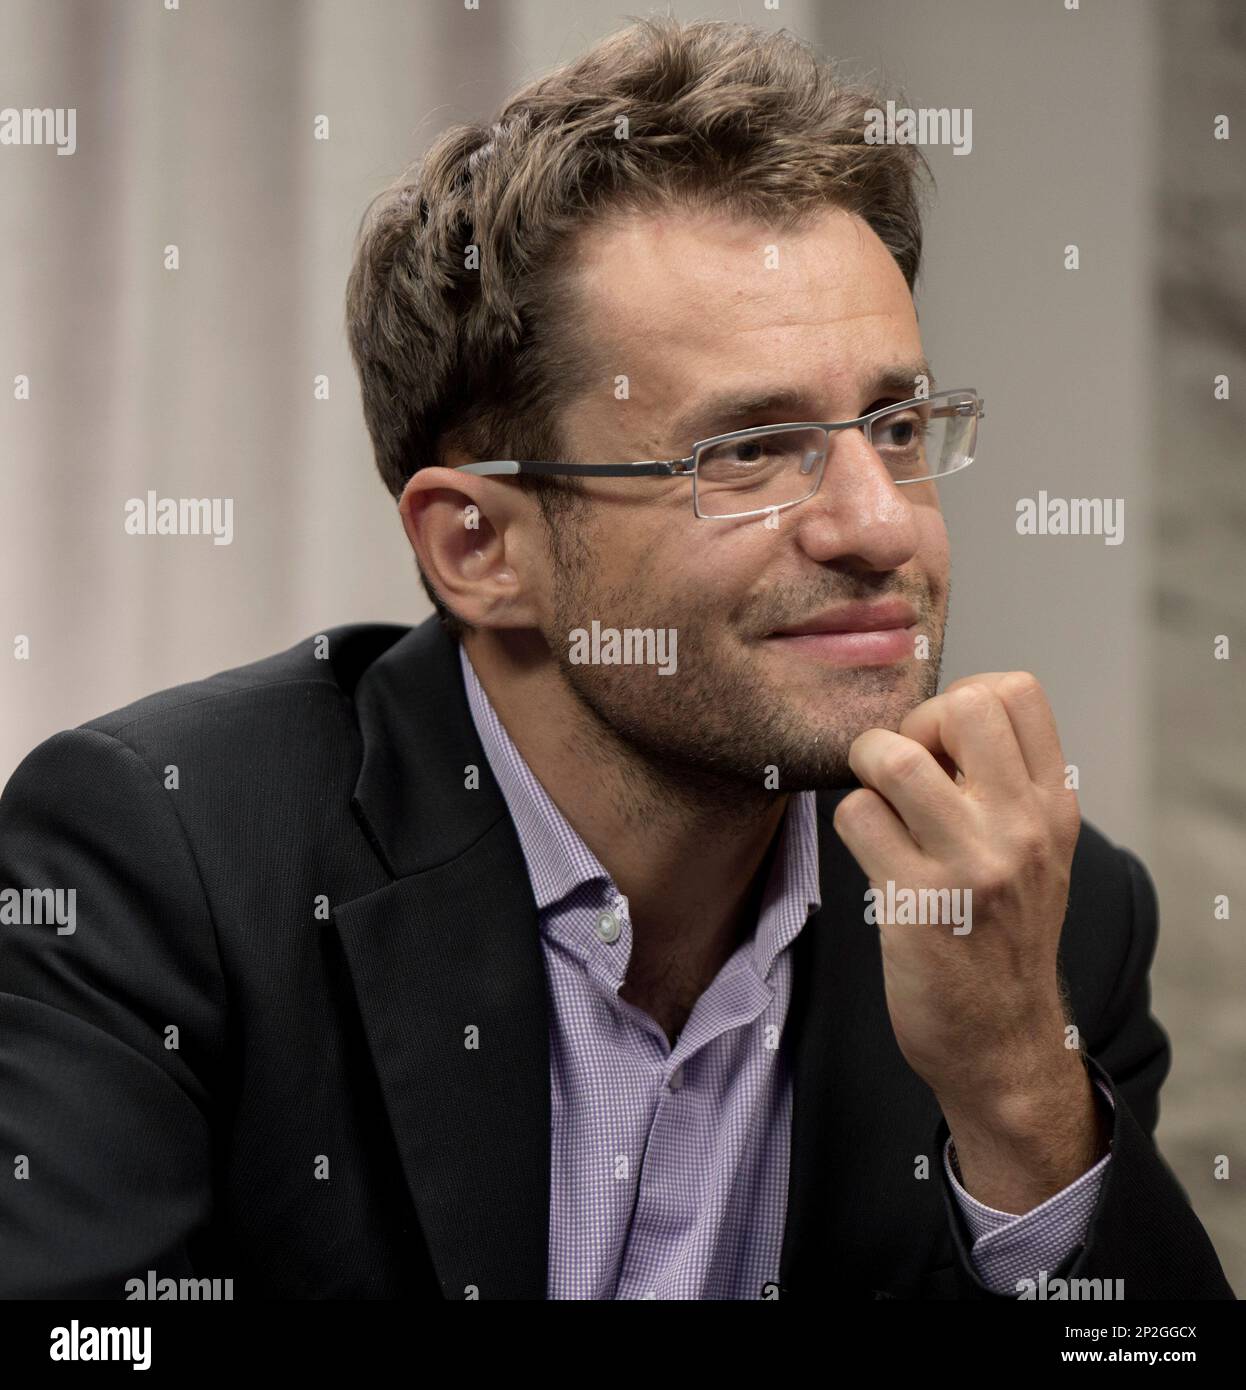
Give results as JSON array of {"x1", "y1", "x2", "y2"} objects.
[{"x1": 452, "y1": 387, "x2": 985, "y2": 520}]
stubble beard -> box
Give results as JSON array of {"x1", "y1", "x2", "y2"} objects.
[{"x1": 544, "y1": 551, "x2": 947, "y2": 818}]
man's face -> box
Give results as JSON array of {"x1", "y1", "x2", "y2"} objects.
[{"x1": 534, "y1": 204, "x2": 950, "y2": 793}]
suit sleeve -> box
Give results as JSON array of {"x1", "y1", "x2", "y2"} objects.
[
  {"x1": 0, "y1": 728, "x2": 227, "y2": 1297},
  {"x1": 937, "y1": 845, "x2": 1235, "y2": 1300}
]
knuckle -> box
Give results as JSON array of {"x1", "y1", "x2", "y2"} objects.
[
  {"x1": 1014, "y1": 828, "x2": 1050, "y2": 875},
  {"x1": 973, "y1": 855, "x2": 1014, "y2": 902},
  {"x1": 952, "y1": 682, "x2": 991, "y2": 713},
  {"x1": 999, "y1": 670, "x2": 1042, "y2": 702},
  {"x1": 833, "y1": 787, "x2": 872, "y2": 829}
]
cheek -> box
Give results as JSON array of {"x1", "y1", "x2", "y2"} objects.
[
  {"x1": 915, "y1": 508, "x2": 950, "y2": 581},
  {"x1": 669, "y1": 530, "x2": 767, "y2": 621},
  {"x1": 616, "y1": 520, "x2": 715, "y2": 610}
]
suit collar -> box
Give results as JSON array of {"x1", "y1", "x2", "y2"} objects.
[{"x1": 349, "y1": 616, "x2": 508, "y2": 878}]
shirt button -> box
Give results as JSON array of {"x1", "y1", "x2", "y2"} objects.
[
  {"x1": 668, "y1": 1065, "x2": 684, "y2": 1091},
  {"x1": 595, "y1": 910, "x2": 621, "y2": 944}
]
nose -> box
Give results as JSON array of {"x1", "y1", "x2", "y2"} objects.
[{"x1": 792, "y1": 426, "x2": 922, "y2": 571}]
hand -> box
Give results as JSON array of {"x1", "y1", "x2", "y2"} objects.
[{"x1": 833, "y1": 671, "x2": 1103, "y2": 1210}]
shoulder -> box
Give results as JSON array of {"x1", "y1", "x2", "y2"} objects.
[
  {"x1": 80, "y1": 623, "x2": 411, "y2": 747},
  {"x1": 1, "y1": 623, "x2": 415, "y2": 830}
]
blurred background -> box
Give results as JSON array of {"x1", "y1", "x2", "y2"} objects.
[{"x1": 1, "y1": 0, "x2": 1242, "y2": 1290}]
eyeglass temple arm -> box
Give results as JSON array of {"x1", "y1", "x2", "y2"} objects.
[{"x1": 455, "y1": 458, "x2": 690, "y2": 478}]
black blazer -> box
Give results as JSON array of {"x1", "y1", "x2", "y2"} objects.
[{"x1": 0, "y1": 617, "x2": 1233, "y2": 1299}]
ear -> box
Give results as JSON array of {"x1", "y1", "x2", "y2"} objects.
[{"x1": 397, "y1": 464, "x2": 544, "y2": 629}]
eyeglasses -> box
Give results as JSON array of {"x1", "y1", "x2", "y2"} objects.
[{"x1": 453, "y1": 388, "x2": 984, "y2": 519}]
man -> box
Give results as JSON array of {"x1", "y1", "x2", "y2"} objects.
[{"x1": 0, "y1": 16, "x2": 1232, "y2": 1299}]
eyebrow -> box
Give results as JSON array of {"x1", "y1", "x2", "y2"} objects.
[{"x1": 668, "y1": 359, "x2": 935, "y2": 448}]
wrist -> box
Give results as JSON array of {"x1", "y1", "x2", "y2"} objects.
[
  {"x1": 933, "y1": 1010, "x2": 1082, "y2": 1122},
  {"x1": 949, "y1": 1048, "x2": 1089, "y2": 1137},
  {"x1": 940, "y1": 1052, "x2": 1105, "y2": 1212}
]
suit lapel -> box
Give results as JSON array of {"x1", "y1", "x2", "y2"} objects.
[
  {"x1": 779, "y1": 794, "x2": 952, "y2": 1296},
  {"x1": 779, "y1": 792, "x2": 867, "y2": 1292},
  {"x1": 331, "y1": 618, "x2": 550, "y2": 1299}
]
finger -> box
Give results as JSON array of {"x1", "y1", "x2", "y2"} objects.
[
  {"x1": 846, "y1": 727, "x2": 969, "y2": 858},
  {"x1": 831, "y1": 785, "x2": 925, "y2": 885},
  {"x1": 897, "y1": 683, "x2": 1030, "y2": 799},
  {"x1": 915, "y1": 672, "x2": 1066, "y2": 790},
  {"x1": 950, "y1": 671, "x2": 1068, "y2": 790}
]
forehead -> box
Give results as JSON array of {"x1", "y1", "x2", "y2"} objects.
[{"x1": 567, "y1": 204, "x2": 919, "y2": 384}]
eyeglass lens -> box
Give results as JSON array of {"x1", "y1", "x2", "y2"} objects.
[{"x1": 693, "y1": 393, "x2": 978, "y2": 517}]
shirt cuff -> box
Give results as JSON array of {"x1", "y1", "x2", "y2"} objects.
[{"x1": 943, "y1": 1078, "x2": 1114, "y2": 1295}]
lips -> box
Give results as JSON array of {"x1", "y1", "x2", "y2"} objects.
[{"x1": 769, "y1": 598, "x2": 919, "y2": 637}]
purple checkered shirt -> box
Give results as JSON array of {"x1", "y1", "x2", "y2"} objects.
[{"x1": 458, "y1": 642, "x2": 1112, "y2": 1299}]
